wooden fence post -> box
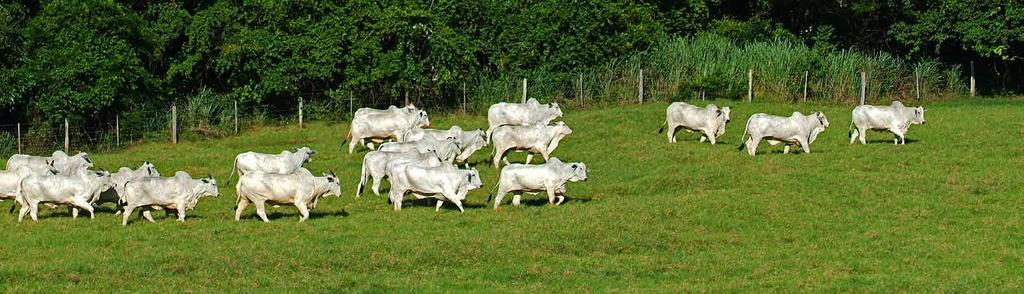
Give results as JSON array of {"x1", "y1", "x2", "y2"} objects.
[
  {"x1": 747, "y1": 68, "x2": 753, "y2": 103},
  {"x1": 970, "y1": 61, "x2": 976, "y2": 97},
  {"x1": 638, "y1": 69, "x2": 644, "y2": 104},
  {"x1": 803, "y1": 70, "x2": 809, "y2": 102},
  {"x1": 578, "y1": 73, "x2": 583, "y2": 108},
  {"x1": 860, "y1": 70, "x2": 867, "y2": 105},
  {"x1": 348, "y1": 91, "x2": 354, "y2": 119},
  {"x1": 404, "y1": 89, "x2": 409, "y2": 106},
  {"x1": 298, "y1": 96, "x2": 304, "y2": 128},
  {"x1": 116, "y1": 115, "x2": 120, "y2": 146},
  {"x1": 64, "y1": 118, "x2": 69, "y2": 151},
  {"x1": 915, "y1": 67, "x2": 921, "y2": 100},
  {"x1": 233, "y1": 101, "x2": 238, "y2": 134},
  {"x1": 522, "y1": 78, "x2": 527, "y2": 103},
  {"x1": 16, "y1": 123, "x2": 21, "y2": 153},
  {"x1": 171, "y1": 104, "x2": 177, "y2": 145},
  {"x1": 462, "y1": 81, "x2": 467, "y2": 113}
]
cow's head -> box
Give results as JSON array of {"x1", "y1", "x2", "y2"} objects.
[
  {"x1": 549, "y1": 102, "x2": 563, "y2": 117},
  {"x1": 404, "y1": 103, "x2": 418, "y2": 113},
  {"x1": 296, "y1": 147, "x2": 316, "y2": 163},
  {"x1": 814, "y1": 112, "x2": 830, "y2": 129},
  {"x1": 568, "y1": 162, "x2": 588, "y2": 182},
  {"x1": 465, "y1": 168, "x2": 483, "y2": 189},
  {"x1": 455, "y1": 130, "x2": 489, "y2": 163},
  {"x1": 416, "y1": 110, "x2": 431, "y2": 128},
  {"x1": 717, "y1": 106, "x2": 732, "y2": 124},
  {"x1": 197, "y1": 177, "x2": 219, "y2": 198},
  {"x1": 140, "y1": 161, "x2": 159, "y2": 176},
  {"x1": 321, "y1": 171, "x2": 342, "y2": 198},
  {"x1": 912, "y1": 107, "x2": 927, "y2": 125},
  {"x1": 553, "y1": 121, "x2": 573, "y2": 137}
]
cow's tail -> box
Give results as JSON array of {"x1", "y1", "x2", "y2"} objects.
[
  {"x1": 13, "y1": 179, "x2": 24, "y2": 212},
  {"x1": 737, "y1": 117, "x2": 752, "y2": 150},
  {"x1": 225, "y1": 156, "x2": 239, "y2": 186},
  {"x1": 657, "y1": 120, "x2": 667, "y2": 134},
  {"x1": 485, "y1": 181, "x2": 500, "y2": 203},
  {"x1": 847, "y1": 119, "x2": 856, "y2": 139},
  {"x1": 340, "y1": 131, "x2": 352, "y2": 150},
  {"x1": 356, "y1": 159, "x2": 368, "y2": 197}
]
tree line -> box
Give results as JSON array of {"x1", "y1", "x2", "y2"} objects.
[{"x1": 0, "y1": 0, "x2": 1019, "y2": 127}]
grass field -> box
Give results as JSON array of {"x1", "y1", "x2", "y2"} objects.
[{"x1": 1, "y1": 98, "x2": 1022, "y2": 291}]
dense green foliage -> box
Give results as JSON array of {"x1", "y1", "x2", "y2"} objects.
[
  {"x1": 1, "y1": 99, "x2": 1022, "y2": 291},
  {"x1": 0, "y1": 0, "x2": 1020, "y2": 127}
]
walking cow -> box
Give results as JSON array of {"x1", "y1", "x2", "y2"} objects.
[
  {"x1": 386, "y1": 163, "x2": 482, "y2": 212},
  {"x1": 0, "y1": 165, "x2": 57, "y2": 213},
  {"x1": 120, "y1": 172, "x2": 219, "y2": 225},
  {"x1": 235, "y1": 169, "x2": 341, "y2": 222},
  {"x1": 490, "y1": 122, "x2": 572, "y2": 168},
  {"x1": 486, "y1": 98, "x2": 562, "y2": 139},
  {"x1": 487, "y1": 157, "x2": 588, "y2": 209},
  {"x1": 15, "y1": 169, "x2": 114, "y2": 222},
  {"x1": 354, "y1": 104, "x2": 418, "y2": 118},
  {"x1": 659, "y1": 102, "x2": 732, "y2": 144},
  {"x1": 356, "y1": 150, "x2": 443, "y2": 197},
  {"x1": 849, "y1": 101, "x2": 927, "y2": 145},
  {"x1": 738, "y1": 112, "x2": 830, "y2": 156},
  {"x1": 347, "y1": 110, "x2": 430, "y2": 153},
  {"x1": 94, "y1": 162, "x2": 160, "y2": 213},
  {"x1": 7, "y1": 151, "x2": 93, "y2": 175},
  {"x1": 227, "y1": 147, "x2": 315, "y2": 184}
]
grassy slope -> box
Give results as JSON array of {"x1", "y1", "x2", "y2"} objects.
[{"x1": 0, "y1": 99, "x2": 1022, "y2": 292}]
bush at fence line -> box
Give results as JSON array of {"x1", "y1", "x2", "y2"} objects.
[{"x1": 0, "y1": 132, "x2": 15, "y2": 157}]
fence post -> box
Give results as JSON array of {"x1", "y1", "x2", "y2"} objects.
[
  {"x1": 860, "y1": 70, "x2": 867, "y2": 105},
  {"x1": 233, "y1": 100, "x2": 238, "y2": 134},
  {"x1": 171, "y1": 104, "x2": 177, "y2": 145},
  {"x1": 578, "y1": 73, "x2": 583, "y2": 108},
  {"x1": 404, "y1": 89, "x2": 409, "y2": 106},
  {"x1": 803, "y1": 71, "x2": 809, "y2": 102},
  {"x1": 298, "y1": 96, "x2": 304, "y2": 128},
  {"x1": 348, "y1": 91, "x2": 354, "y2": 119},
  {"x1": 116, "y1": 115, "x2": 120, "y2": 146},
  {"x1": 915, "y1": 67, "x2": 921, "y2": 100},
  {"x1": 64, "y1": 118, "x2": 69, "y2": 151},
  {"x1": 747, "y1": 68, "x2": 753, "y2": 103},
  {"x1": 970, "y1": 61, "x2": 976, "y2": 97},
  {"x1": 521, "y1": 78, "x2": 527, "y2": 103},
  {"x1": 16, "y1": 123, "x2": 21, "y2": 153},
  {"x1": 638, "y1": 69, "x2": 644, "y2": 104},
  {"x1": 462, "y1": 81, "x2": 467, "y2": 113}
]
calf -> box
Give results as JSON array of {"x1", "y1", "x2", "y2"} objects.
[{"x1": 488, "y1": 157, "x2": 588, "y2": 209}]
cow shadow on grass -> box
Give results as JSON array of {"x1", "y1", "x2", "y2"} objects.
[
  {"x1": 862, "y1": 138, "x2": 919, "y2": 145},
  {"x1": 400, "y1": 198, "x2": 487, "y2": 211},
  {"x1": 251, "y1": 208, "x2": 349, "y2": 221},
  {"x1": 496, "y1": 196, "x2": 593, "y2": 207}
]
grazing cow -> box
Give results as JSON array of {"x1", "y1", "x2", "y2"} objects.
[
  {"x1": 227, "y1": 147, "x2": 315, "y2": 183},
  {"x1": 0, "y1": 165, "x2": 58, "y2": 213},
  {"x1": 490, "y1": 122, "x2": 573, "y2": 168},
  {"x1": 486, "y1": 98, "x2": 563, "y2": 139},
  {"x1": 659, "y1": 102, "x2": 732, "y2": 144},
  {"x1": 235, "y1": 169, "x2": 341, "y2": 222},
  {"x1": 356, "y1": 150, "x2": 443, "y2": 197},
  {"x1": 849, "y1": 101, "x2": 927, "y2": 145},
  {"x1": 15, "y1": 169, "x2": 114, "y2": 222},
  {"x1": 738, "y1": 112, "x2": 830, "y2": 156},
  {"x1": 7, "y1": 151, "x2": 93, "y2": 175},
  {"x1": 120, "y1": 172, "x2": 219, "y2": 225},
  {"x1": 354, "y1": 104, "x2": 418, "y2": 118},
  {"x1": 93, "y1": 162, "x2": 160, "y2": 213},
  {"x1": 378, "y1": 137, "x2": 461, "y2": 164},
  {"x1": 487, "y1": 157, "x2": 588, "y2": 209},
  {"x1": 386, "y1": 162, "x2": 482, "y2": 212},
  {"x1": 347, "y1": 110, "x2": 430, "y2": 153}
]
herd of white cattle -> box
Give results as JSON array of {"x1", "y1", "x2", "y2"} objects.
[
  {"x1": 0, "y1": 99, "x2": 925, "y2": 225},
  {"x1": 0, "y1": 98, "x2": 588, "y2": 225},
  {"x1": 660, "y1": 100, "x2": 927, "y2": 155}
]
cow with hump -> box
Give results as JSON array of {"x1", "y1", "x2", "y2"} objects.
[
  {"x1": 490, "y1": 121, "x2": 572, "y2": 168},
  {"x1": 7, "y1": 150, "x2": 93, "y2": 175},
  {"x1": 738, "y1": 111, "x2": 830, "y2": 156},
  {"x1": 15, "y1": 168, "x2": 114, "y2": 222},
  {"x1": 357, "y1": 150, "x2": 443, "y2": 198},
  {"x1": 486, "y1": 98, "x2": 562, "y2": 139},
  {"x1": 120, "y1": 171, "x2": 219, "y2": 225},
  {"x1": 849, "y1": 101, "x2": 926, "y2": 145},
  {"x1": 227, "y1": 147, "x2": 315, "y2": 184},
  {"x1": 234, "y1": 168, "x2": 341, "y2": 222},
  {"x1": 347, "y1": 107, "x2": 430, "y2": 153},
  {"x1": 488, "y1": 157, "x2": 588, "y2": 210},
  {"x1": 385, "y1": 161, "x2": 482, "y2": 212},
  {"x1": 659, "y1": 102, "x2": 732, "y2": 144}
]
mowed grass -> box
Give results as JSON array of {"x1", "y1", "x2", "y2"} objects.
[{"x1": 0, "y1": 98, "x2": 1022, "y2": 291}]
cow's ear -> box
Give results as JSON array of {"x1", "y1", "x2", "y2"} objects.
[{"x1": 716, "y1": 109, "x2": 723, "y2": 117}]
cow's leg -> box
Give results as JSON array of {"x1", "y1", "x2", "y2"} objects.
[
  {"x1": 295, "y1": 202, "x2": 310, "y2": 222},
  {"x1": 512, "y1": 193, "x2": 523, "y2": 206},
  {"x1": 18, "y1": 201, "x2": 31, "y2": 222},
  {"x1": 254, "y1": 201, "x2": 270, "y2": 222},
  {"x1": 176, "y1": 204, "x2": 187, "y2": 223},
  {"x1": 849, "y1": 128, "x2": 858, "y2": 144},
  {"x1": 234, "y1": 198, "x2": 250, "y2": 221},
  {"x1": 493, "y1": 148, "x2": 507, "y2": 168},
  {"x1": 783, "y1": 145, "x2": 791, "y2": 154},
  {"x1": 348, "y1": 137, "x2": 358, "y2": 154},
  {"x1": 746, "y1": 136, "x2": 761, "y2": 156},
  {"x1": 28, "y1": 201, "x2": 39, "y2": 221},
  {"x1": 121, "y1": 205, "x2": 135, "y2": 225},
  {"x1": 371, "y1": 174, "x2": 384, "y2": 196},
  {"x1": 452, "y1": 199, "x2": 465, "y2": 212},
  {"x1": 73, "y1": 199, "x2": 94, "y2": 219},
  {"x1": 493, "y1": 186, "x2": 509, "y2": 210},
  {"x1": 555, "y1": 194, "x2": 566, "y2": 205},
  {"x1": 143, "y1": 210, "x2": 155, "y2": 223},
  {"x1": 435, "y1": 199, "x2": 444, "y2": 212},
  {"x1": 525, "y1": 154, "x2": 533, "y2": 164},
  {"x1": 71, "y1": 207, "x2": 79, "y2": 219},
  {"x1": 546, "y1": 186, "x2": 559, "y2": 205},
  {"x1": 704, "y1": 130, "x2": 717, "y2": 145},
  {"x1": 797, "y1": 138, "x2": 811, "y2": 154},
  {"x1": 856, "y1": 128, "x2": 867, "y2": 144},
  {"x1": 366, "y1": 142, "x2": 375, "y2": 150},
  {"x1": 667, "y1": 124, "x2": 676, "y2": 143}
]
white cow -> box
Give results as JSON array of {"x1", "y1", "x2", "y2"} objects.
[
  {"x1": 378, "y1": 137, "x2": 461, "y2": 164},
  {"x1": 739, "y1": 112, "x2": 830, "y2": 156},
  {"x1": 347, "y1": 110, "x2": 430, "y2": 153},
  {"x1": 7, "y1": 151, "x2": 93, "y2": 175},
  {"x1": 488, "y1": 157, "x2": 588, "y2": 209},
  {"x1": 354, "y1": 104, "x2": 418, "y2": 118},
  {"x1": 486, "y1": 98, "x2": 563, "y2": 139},
  {"x1": 15, "y1": 169, "x2": 114, "y2": 222},
  {"x1": 402, "y1": 126, "x2": 461, "y2": 142},
  {"x1": 849, "y1": 101, "x2": 927, "y2": 145},
  {"x1": 93, "y1": 162, "x2": 160, "y2": 213},
  {"x1": 120, "y1": 172, "x2": 219, "y2": 225},
  {"x1": 490, "y1": 122, "x2": 573, "y2": 168},
  {"x1": 356, "y1": 150, "x2": 443, "y2": 197},
  {"x1": 386, "y1": 162, "x2": 482, "y2": 212},
  {"x1": 227, "y1": 147, "x2": 315, "y2": 183},
  {"x1": 406, "y1": 127, "x2": 489, "y2": 165},
  {"x1": 659, "y1": 102, "x2": 732, "y2": 144},
  {"x1": 0, "y1": 165, "x2": 58, "y2": 212},
  {"x1": 235, "y1": 169, "x2": 341, "y2": 222}
]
